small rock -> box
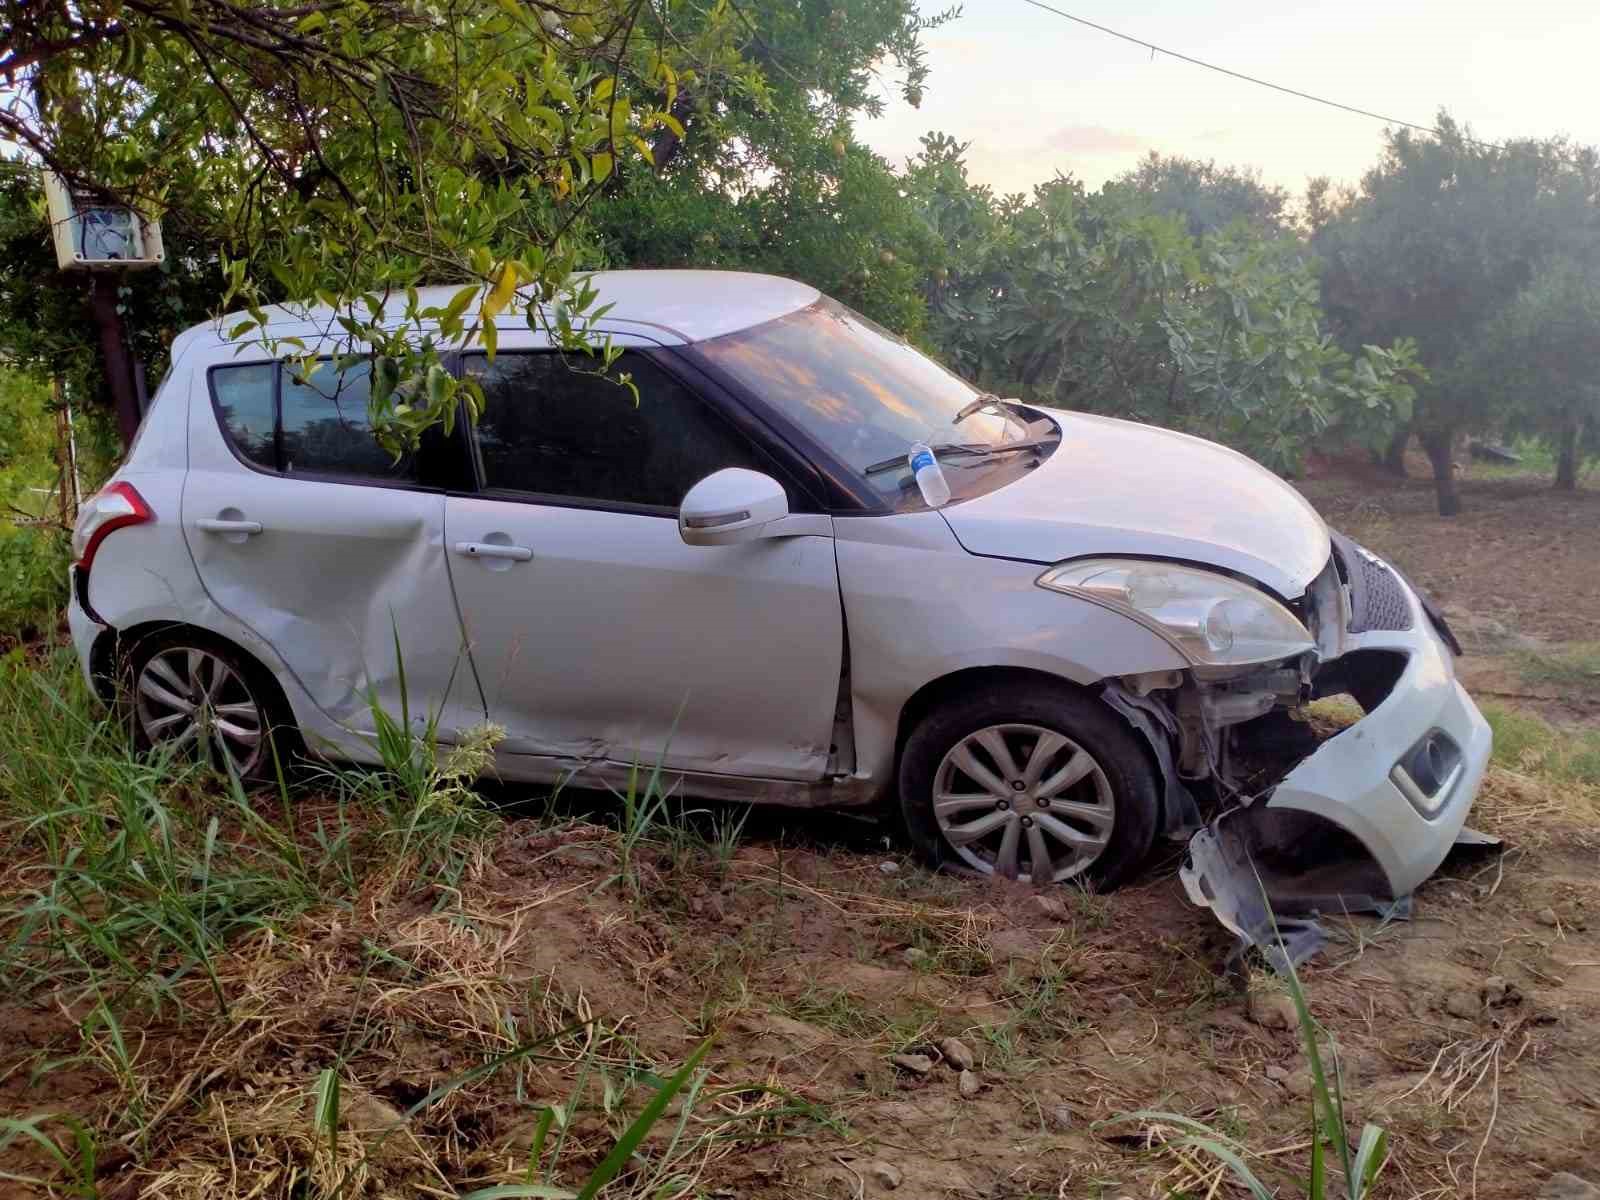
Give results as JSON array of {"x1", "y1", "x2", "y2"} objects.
[
  {"x1": 1284, "y1": 1069, "x2": 1314, "y2": 1098},
  {"x1": 938, "y1": 1037, "x2": 975, "y2": 1070},
  {"x1": 987, "y1": 929, "x2": 1040, "y2": 961},
  {"x1": 890, "y1": 1053, "x2": 935, "y2": 1076},
  {"x1": 703, "y1": 895, "x2": 726, "y2": 923},
  {"x1": 1445, "y1": 989, "x2": 1480, "y2": 1020},
  {"x1": 1541, "y1": 1172, "x2": 1600, "y2": 1200},
  {"x1": 1536, "y1": 907, "x2": 1560, "y2": 927},
  {"x1": 867, "y1": 1161, "x2": 903, "y2": 1190},
  {"x1": 1246, "y1": 990, "x2": 1298, "y2": 1031},
  {"x1": 688, "y1": 895, "x2": 705, "y2": 916},
  {"x1": 901, "y1": 947, "x2": 931, "y2": 968},
  {"x1": 1048, "y1": 1105, "x2": 1074, "y2": 1131},
  {"x1": 1030, "y1": 894, "x2": 1069, "y2": 920},
  {"x1": 1481, "y1": 975, "x2": 1509, "y2": 1006},
  {"x1": 878, "y1": 861, "x2": 900, "y2": 875},
  {"x1": 958, "y1": 1069, "x2": 981, "y2": 1098},
  {"x1": 1264, "y1": 1063, "x2": 1290, "y2": 1084}
]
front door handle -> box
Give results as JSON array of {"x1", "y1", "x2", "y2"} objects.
[
  {"x1": 454, "y1": 541, "x2": 533, "y2": 562},
  {"x1": 196, "y1": 518, "x2": 263, "y2": 535}
]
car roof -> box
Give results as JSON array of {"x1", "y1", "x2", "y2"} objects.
[{"x1": 170, "y1": 270, "x2": 819, "y2": 363}]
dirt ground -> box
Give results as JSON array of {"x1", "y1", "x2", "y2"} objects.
[{"x1": 3, "y1": 460, "x2": 1599, "y2": 1199}]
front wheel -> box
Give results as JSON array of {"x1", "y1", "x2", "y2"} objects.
[{"x1": 898, "y1": 681, "x2": 1159, "y2": 889}]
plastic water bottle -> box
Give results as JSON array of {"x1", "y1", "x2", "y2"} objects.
[{"x1": 908, "y1": 442, "x2": 951, "y2": 508}]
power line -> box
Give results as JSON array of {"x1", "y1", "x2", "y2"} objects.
[{"x1": 1015, "y1": 0, "x2": 1505, "y2": 150}]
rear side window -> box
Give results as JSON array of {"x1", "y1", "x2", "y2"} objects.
[
  {"x1": 463, "y1": 351, "x2": 762, "y2": 509},
  {"x1": 210, "y1": 361, "x2": 414, "y2": 483},
  {"x1": 212, "y1": 364, "x2": 276, "y2": 468}
]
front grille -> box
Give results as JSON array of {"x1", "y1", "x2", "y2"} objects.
[{"x1": 1347, "y1": 549, "x2": 1414, "y2": 634}]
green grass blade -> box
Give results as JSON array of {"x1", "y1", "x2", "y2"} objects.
[
  {"x1": 1353, "y1": 1123, "x2": 1389, "y2": 1196},
  {"x1": 460, "y1": 1187, "x2": 576, "y2": 1199},
  {"x1": 1171, "y1": 1136, "x2": 1275, "y2": 1200},
  {"x1": 526, "y1": 1105, "x2": 556, "y2": 1180},
  {"x1": 1309, "y1": 1122, "x2": 1326, "y2": 1200},
  {"x1": 575, "y1": 1038, "x2": 712, "y2": 1200},
  {"x1": 313, "y1": 1068, "x2": 340, "y2": 1157},
  {"x1": 1097, "y1": 1110, "x2": 1246, "y2": 1149}
]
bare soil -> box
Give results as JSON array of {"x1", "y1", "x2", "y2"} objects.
[{"x1": 3, "y1": 459, "x2": 1599, "y2": 1199}]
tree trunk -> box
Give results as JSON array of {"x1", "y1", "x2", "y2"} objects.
[
  {"x1": 1554, "y1": 419, "x2": 1581, "y2": 490},
  {"x1": 1382, "y1": 424, "x2": 1412, "y2": 476},
  {"x1": 1419, "y1": 428, "x2": 1460, "y2": 516},
  {"x1": 90, "y1": 273, "x2": 142, "y2": 451}
]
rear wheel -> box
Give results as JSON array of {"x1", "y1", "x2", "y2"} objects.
[
  {"x1": 899, "y1": 681, "x2": 1159, "y2": 889},
  {"x1": 124, "y1": 632, "x2": 290, "y2": 782}
]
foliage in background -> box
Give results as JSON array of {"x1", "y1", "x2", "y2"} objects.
[
  {"x1": 902, "y1": 139, "x2": 1421, "y2": 475},
  {"x1": 1310, "y1": 114, "x2": 1600, "y2": 512},
  {"x1": 0, "y1": 368, "x2": 115, "y2": 632},
  {"x1": 1464, "y1": 247, "x2": 1600, "y2": 489}
]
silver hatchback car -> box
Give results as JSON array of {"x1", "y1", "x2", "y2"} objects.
[{"x1": 69, "y1": 271, "x2": 1490, "y2": 946}]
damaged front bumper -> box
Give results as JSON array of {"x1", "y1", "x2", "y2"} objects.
[{"x1": 1178, "y1": 542, "x2": 1493, "y2": 965}]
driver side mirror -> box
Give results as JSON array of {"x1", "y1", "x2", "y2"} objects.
[{"x1": 679, "y1": 468, "x2": 789, "y2": 546}]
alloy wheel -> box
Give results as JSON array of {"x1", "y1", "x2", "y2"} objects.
[
  {"x1": 134, "y1": 647, "x2": 266, "y2": 778},
  {"x1": 931, "y1": 722, "x2": 1115, "y2": 883}
]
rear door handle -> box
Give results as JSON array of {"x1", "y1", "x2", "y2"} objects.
[
  {"x1": 196, "y1": 518, "x2": 263, "y2": 535},
  {"x1": 454, "y1": 541, "x2": 533, "y2": 562}
]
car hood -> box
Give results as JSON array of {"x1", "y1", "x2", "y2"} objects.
[{"x1": 940, "y1": 412, "x2": 1331, "y2": 598}]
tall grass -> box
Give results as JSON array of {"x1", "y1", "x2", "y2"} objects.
[{"x1": 0, "y1": 642, "x2": 500, "y2": 1014}]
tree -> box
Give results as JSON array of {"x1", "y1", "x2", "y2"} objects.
[
  {"x1": 1469, "y1": 249, "x2": 1600, "y2": 489},
  {"x1": 1117, "y1": 152, "x2": 1292, "y2": 238},
  {"x1": 1311, "y1": 114, "x2": 1599, "y2": 514},
  {"x1": 587, "y1": 3, "x2": 959, "y2": 335},
  {"x1": 0, "y1": 0, "x2": 815, "y2": 451}
]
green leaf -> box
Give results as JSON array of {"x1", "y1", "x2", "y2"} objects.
[
  {"x1": 592, "y1": 76, "x2": 615, "y2": 103},
  {"x1": 591, "y1": 152, "x2": 613, "y2": 183},
  {"x1": 575, "y1": 1039, "x2": 712, "y2": 1200},
  {"x1": 445, "y1": 284, "x2": 479, "y2": 321}
]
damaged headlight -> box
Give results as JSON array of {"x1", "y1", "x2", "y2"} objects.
[{"x1": 1037, "y1": 559, "x2": 1316, "y2": 667}]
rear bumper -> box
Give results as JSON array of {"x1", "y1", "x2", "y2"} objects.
[{"x1": 67, "y1": 566, "x2": 108, "y2": 701}]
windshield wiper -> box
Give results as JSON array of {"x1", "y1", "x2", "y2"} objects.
[
  {"x1": 952, "y1": 393, "x2": 1005, "y2": 424},
  {"x1": 863, "y1": 437, "x2": 1058, "y2": 476}
]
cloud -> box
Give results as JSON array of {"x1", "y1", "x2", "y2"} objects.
[{"x1": 1037, "y1": 125, "x2": 1150, "y2": 156}]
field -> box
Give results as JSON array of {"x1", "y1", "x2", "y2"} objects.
[{"x1": 1, "y1": 458, "x2": 1597, "y2": 1200}]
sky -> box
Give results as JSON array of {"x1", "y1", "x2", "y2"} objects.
[{"x1": 857, "y1": 0, "x2": 1600, "y2": 199}]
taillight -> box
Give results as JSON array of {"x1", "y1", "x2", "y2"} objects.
[{"x1": 73, "y1": 482, "x2": 153, "y2": 571}]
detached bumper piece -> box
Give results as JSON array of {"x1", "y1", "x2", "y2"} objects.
[{"x1": 1180, "y1": 808, "x2": 1410, "y2": 973}]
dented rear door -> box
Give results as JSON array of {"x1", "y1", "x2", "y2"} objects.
[{"x1": 184, "y1": 352, "x2": 485, "y2": 738}]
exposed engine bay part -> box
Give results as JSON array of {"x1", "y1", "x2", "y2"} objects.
[{"x1": 1100, "y1": 681, "x2": 1202, "y2": 838}]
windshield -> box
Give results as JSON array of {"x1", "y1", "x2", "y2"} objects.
[{"x1": 693, "y1": 298, "x2": 1035, "y2": 502}]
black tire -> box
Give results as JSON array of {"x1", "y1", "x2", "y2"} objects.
[
  {"x1": 898, "y1": 680, "x2": 1160, "y2": 890},
  {"x1": 121, "y1": 628, "x2": 297, "y2": 784}
]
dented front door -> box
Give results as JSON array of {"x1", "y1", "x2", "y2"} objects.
[{"x1": 443, "y1": 346, "x2": 843, "y2": 781}]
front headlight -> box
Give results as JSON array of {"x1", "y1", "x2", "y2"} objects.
[{"x1": 1037, "y1": 558, "x2": 1315, "y2": 667}]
